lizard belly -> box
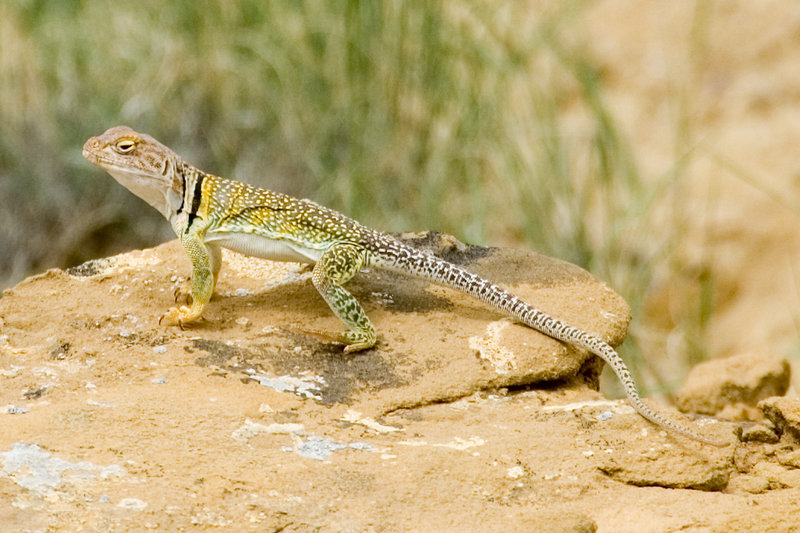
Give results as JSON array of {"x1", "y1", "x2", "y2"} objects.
[{"x1": 205, "y1": 232, "x2": 320, "y2": 263}]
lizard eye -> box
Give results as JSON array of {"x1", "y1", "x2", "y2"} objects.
[{"x1": 114, "y1": 139, "x2": 136, "y2": 154}]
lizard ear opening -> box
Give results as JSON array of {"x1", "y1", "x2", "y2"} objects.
[{"x1": 114, "y1": 139, "x2": 137, "y2": 155}]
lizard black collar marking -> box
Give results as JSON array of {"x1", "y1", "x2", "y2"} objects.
[
  {"x1": 186, "y1": 173, "x2": 205, "y2": 229},
  {"x1": 177, "y1": 168, "x2": 187, "y2": 215}
]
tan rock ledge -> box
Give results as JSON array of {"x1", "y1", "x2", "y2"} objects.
[{"x1": 1, "y1": 234, "x2": 763, "y2": 533}]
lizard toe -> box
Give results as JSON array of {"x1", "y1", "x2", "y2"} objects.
[
  {"x1": 159, "y1": 305, "x2": 197, "y2": 328},
  {"x1": 342, "y1": 331, "x2": 377, "y2": 353},
  {"x1": 172, "y1": 284, "x2": 193, "y2": 304}
]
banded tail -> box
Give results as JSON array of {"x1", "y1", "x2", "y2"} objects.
[{"x1": 373, "y1": 237, "x2": 727, "y2": 446}]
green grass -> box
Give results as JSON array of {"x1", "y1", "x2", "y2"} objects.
[{"x1": 0, "y1": 0, "x2": 713, "y2": 395}]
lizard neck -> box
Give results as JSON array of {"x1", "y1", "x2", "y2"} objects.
[
  {"x1": 168, "y1": 162, "x2": 208, "y2": 235},
  {"x1": 106, "y1": 167, "x2": 176, "y2": 220},
  {"x1": 104, "y1": 155, "x2": 186, "y2": 222}
]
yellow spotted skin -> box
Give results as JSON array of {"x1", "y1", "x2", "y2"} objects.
[
  {"x1": 83, "y1": 125, "x2": 727, "y2": 446},
  {"x1": 202, "y1": 174, "x2": 376, "y2": 250},
  {"x1": 188, "y1": 173, "x2": 380, "y2": 351}
]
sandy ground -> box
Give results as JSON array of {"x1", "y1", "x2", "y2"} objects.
[{"x1": 1, "y1": 237, "x2": 798, "y2": 532}]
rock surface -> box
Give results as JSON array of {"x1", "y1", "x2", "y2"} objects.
[
  {"x1": 676, "y1": 352, "x2": 791, "y2": 419},
  {"x1": 0, "y1": 237, "x2": 797, "y2": 531},
  {"x1": 761, "y1": 396, "x2": 800, "y2": 444}
]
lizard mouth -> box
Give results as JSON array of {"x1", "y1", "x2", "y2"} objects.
[
  {"x1": 82, "y1": 149, "x2": 119, "y2": 171},
  {"x1": 82, "y1": 138, "x2": 160, "y2": 179},
  {"x1": 81, "y1": 139, "x2": 113, "y2": 169},
  {"x1": 81, "y1": 147, "x2": 97, "y2": 163},
  {"x1": 82, "y1": 137, "x2": 125, "y2": 169},
  {"x1": 82, "y1": 146, "x2": 144, "y2": 175}
]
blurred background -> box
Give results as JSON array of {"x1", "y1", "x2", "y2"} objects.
[{"x1": 2, "y1": 1, "x2": 800, "y2": 397}]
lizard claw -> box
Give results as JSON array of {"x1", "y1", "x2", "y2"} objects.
[
  {"x1": 159, "y1": 305, "x2": 199, "y2": 329},
  {"x1": 173, "y1": 284, "x2": 192, "y2": 304}
]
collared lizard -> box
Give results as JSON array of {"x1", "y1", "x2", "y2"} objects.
[{"x1": 82, "y1": 125, "x2": 725, "y2": 446}]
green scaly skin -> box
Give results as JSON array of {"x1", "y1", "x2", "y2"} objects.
[{"x1": 82, "y1": 126, "x2": 728, "y2": 446}]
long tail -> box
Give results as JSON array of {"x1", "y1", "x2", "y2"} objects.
[{"x1": 374, "y1": 241, "x2": 727, "y2": 446}]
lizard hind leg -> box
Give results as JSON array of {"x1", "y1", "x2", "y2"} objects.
[{"x1": 311, "y1": 243, "x2": 376, "y2": 353}]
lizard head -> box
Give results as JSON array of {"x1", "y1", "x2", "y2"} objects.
[{"x1": 83, "y1": 126, "x2": 186, "y2": 220}]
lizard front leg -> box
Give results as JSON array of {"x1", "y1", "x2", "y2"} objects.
[
  {"x1": 161, "y1": 231, "x2": 218, "y2": 327},
  {"x1": 173, "y1": 244, "x2": 221, "y2": 305},
  {"x1": 312, "y1": 243, "x2": 376, "y2": 353}
]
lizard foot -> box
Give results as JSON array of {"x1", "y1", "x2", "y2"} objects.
[
  {"x1": 159, "y1": 305, "x2": 203, "y2": 328},
  {"x1": 342, "y1": 331, "x2": 377, "y2": 353},
  {"x1": 172, "y1": 283, "x2": 193, "y2": 305}
]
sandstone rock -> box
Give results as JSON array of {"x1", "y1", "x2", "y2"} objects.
[
  {"x1": 760, "y1": 396, "x2": 800, "y2": 443},
  {"x1": 749, "y1": 460, "x2": 800, "y2": 489},
  {"x1": 589, "y1": 409, "x2": 732, "y2": 491},
  {"x1": 676, "y1": 352, "x2": 790, "y2": 418},
  {"x1": 735, "y1": 422, "x2": 780, "y2": 444},
  {"x1": 0, "y1": 236, "x2": 786, "y2": 531},
  {"x1": 775, "y1": 447, "x2": 800, "y2": 468},
  {"x1": 519, "y1": 510, "x2": 597, "y2": 532},
  {"x1": 727, "y1": 474, "x2": 771, "y2": 494},
  {"x1": 595, "y1": 443, "x2": 731, "y2": 491},
  {"x1": 1, "y1": 234, "x2": 630, "y2": 417}
]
